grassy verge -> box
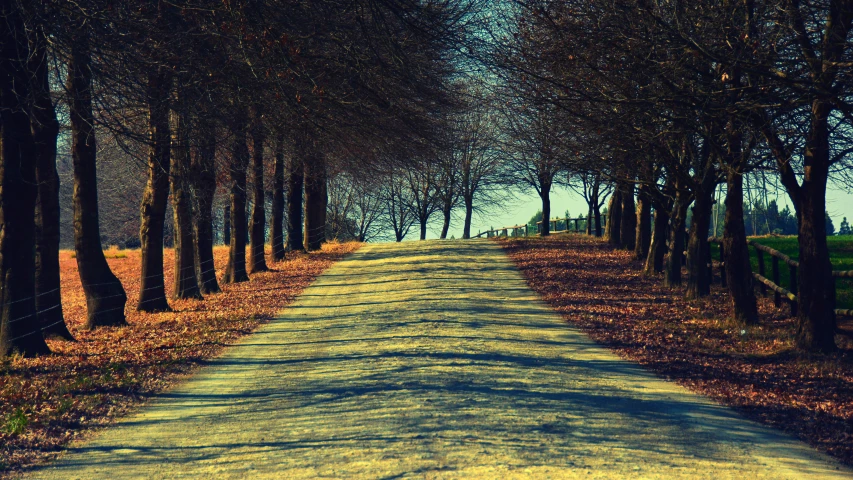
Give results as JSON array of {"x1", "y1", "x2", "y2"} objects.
[
  {"x1": 0, "y1": 242, "x2": 360, "y2": 477},
  {"x1": 710, "y1": 235, "x2": 853, "y2": 309},
  {"x1": 500, "y1": 234, "x2": 853, "y2": 466}
]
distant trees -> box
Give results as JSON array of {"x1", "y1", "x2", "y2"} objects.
[
  {"x1": 381, "y1": 169, "x2": 418, "y2": 242},
  {"x1": 455, "y1": 89, "x2": 504, "y2": 239},
  {"x1": 742, "y1": 200, "x2": 798, "y2": 236},
  {"x1": 326, "y1": 170, "x2": 384, "y2": 243},
  {"x1": 840, "y1": 218, "x2": 852, "y2": 236},
  {"x1": 568, "y1": 173, "x2": 610, "y2": 238},
  {"x1": 319, "y1": 81, "x2": 508, "y2": 243},
  {"x1": 497, "y1": 98, "x2": 565, "y2": 237},
  {"x1": 827, "y1": 214, "x2": 837, "y2": 237}
]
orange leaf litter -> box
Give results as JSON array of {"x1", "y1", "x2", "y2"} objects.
[{"x1": 0, "y1": 242, "x2": 360, "y2": 476}]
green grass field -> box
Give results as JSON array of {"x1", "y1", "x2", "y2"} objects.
[{"x1": 712, "y1": 236, "x2": 853, "y2": 310}]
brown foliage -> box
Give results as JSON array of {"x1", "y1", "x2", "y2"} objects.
[
  {"x1": 0, "y1": 242, "x2": 359, "y2": 476},
  {"x1": 500, "y1": 234, "x2": 853, "y2": 466}
]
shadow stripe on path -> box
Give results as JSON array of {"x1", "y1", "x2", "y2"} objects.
[{"x1": 32, "y1": 240, "x2": 850, "y2": 479}]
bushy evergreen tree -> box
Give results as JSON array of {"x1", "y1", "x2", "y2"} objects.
[
  {"x1": 838, "y1": 217, "x2": 850, "y2": 236},
  {"x1": 528, "y1": 210, "x2": 542, "y2": 226}
]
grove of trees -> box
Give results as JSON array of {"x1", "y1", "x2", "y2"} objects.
[
  {"x1": 0, "y1": 0, "x2": 494, "y2": 357},
  {"x1": 2, "y1": 0, "x2": 852, "y2": 358},
  {"x1": 486, "y1": 0, "x2": 853, "y2": 353}
]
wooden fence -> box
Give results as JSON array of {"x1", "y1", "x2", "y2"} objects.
[
  {"x1": 473, "y1": 216, "x2": 602, "y2": 239},
  {"x1": 475, "y1": 217, "x2": 850, "y2": 317},
  {"x1": 707, "y1": 237, "x2": 852, "y2": 318}
]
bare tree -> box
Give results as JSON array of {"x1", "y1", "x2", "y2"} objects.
[
  {"x1": 29, "y1": 21, "x2": 73, "y2": 340},
  {"x1": 498, "y1": 98, "x2": 564, "y2": 236},
  {"x1": 248, "y1": 108, "x2": 268, "y2": 272},
  {"x1": 67, "y1": 23, "x2": 127, "y2": 328},
  {"x1": 383, "y1": 169, "x2": 417, "y2": 242},
  {"x1": 0, "y1": 2, "x2": 51, "y2": 356},
  {"x1": 222, "y1": 106, "x2": 250, "y2": 284}
]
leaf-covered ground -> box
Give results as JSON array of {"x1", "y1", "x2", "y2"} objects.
[
  {"x1": 0, "y1": 242, "x2": 360, "y2": 477},
  {"x1": 499, "y1": 234, "x2": 853, "y2": 466}
]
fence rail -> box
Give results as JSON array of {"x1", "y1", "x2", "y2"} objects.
[
  {"x1": 707, "y1": 237, "x2": 850, "y2": 318},
  {"x1": 474, "y1": 216, "x2": 604, "y2": 239},
  {"x1": 477, "y1": 217, "x2": 849, "y2": 318}
]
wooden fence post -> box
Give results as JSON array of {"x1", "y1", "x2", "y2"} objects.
[
  {"x1": 756, "y1": 247, "x2": 766, "y2": 295},
  {"x1": 772, "y1": 256, "x2": 781, "y2": 307}
]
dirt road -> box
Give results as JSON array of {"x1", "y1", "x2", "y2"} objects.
[{"x1": 33, "y1": 240, "x2": 849, "y2": 479}]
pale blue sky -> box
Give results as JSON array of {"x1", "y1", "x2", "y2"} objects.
[{"x1": 434, "y1": 185, "x2": 853, "y2": 240}]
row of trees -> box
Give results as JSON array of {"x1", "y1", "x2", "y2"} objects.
[
  {"x1": 0, "y1": 0, "x2": 479, "y2": 357},
  {"x1": 324, "y1": 90, "x2": 506, "y2": 243},
  {"x1": 487, "y1": 0, "x2": 853, "y2": 352}
]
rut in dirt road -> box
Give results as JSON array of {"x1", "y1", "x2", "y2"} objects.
[{"x1": 33, "y1": 240, "x2": 849, "y2": 479}]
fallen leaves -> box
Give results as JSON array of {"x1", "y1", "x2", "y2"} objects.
[
  {"x1": 0, "y1": 241, "x2": 360, "y2": 477},
  {"x1": 499, "y1": 234, "x2": 853, "y2": 466}
]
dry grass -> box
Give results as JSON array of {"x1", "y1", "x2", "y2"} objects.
[{"x1": 0, "y1": 241, "x2": 360, "y2": 476}]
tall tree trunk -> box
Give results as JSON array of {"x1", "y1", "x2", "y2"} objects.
[
  {"x1": 286, "y1": 150, "x2": 304, "y2": 251},
  {"x1": 686, "y1": 189, "x2": 714, "y2": 299},
  {"x1": 635, "y1": 184, "x2": 652, "y2": 260},
  {"x1": 605, "y1": 189, "x2": 622, "y2": 245},
  {"x1": 137, "y1": 68, "x2": 172, "y2": 312},
  {"x1": 664, "y1": 189, "x2": 689, "y2": 287},
  {"x1": 67, "y1": 30, "x2": 127, "y2": 329},
  {"x1": 722, "y1": 168, "x2": 758, "y2": 325},
  {"x1": 29, "y1": 26, "x2": 72, "y2": 340},
  {"x1": 440, "y1": 202, "x2": 452, "y2": 239},
  {"x1": 191, "y1": 121, "x2": 220, "y2": 294},
  {"x1": 170, "y1": 93, "x2": 201, "y2": 300},
  {"x1": 586, "y1": 203, "x2": 593, "y2": 235},
  {"x1": 462, "y1": 195, "x2": 473, "y2": 239},
  {"x1": 794, "y1": 100, "x2": 836, "y2": 352},
  {"x1": 620, "y1": 182, "x2": 636, "y2": 251},
  {"x1": 593, "y1": 198, "x2": 604, "y2": 238},
  {"x1": 222, "y1": 111, "x2": 250, "y2": 284},
  {"x1": 644, "y1": 206, "x2": 670, "y2": 275},
  {"x1": 0, "y1": 6, "x2": 51, "y2": 356},
  {"x1": 303, "y1": 147, "x2": 326, "y2": 251},
  {"x1": 223, "y1": 205, "x2": 231, "y2": 247},
  {"x1": 539, "y1": 182, "x2": 551, "y2": 236},
  {"x1": 270, "y1": 133, "x2": 286, "y2": 261},
  {"x1": 320, "y1": 172, "x2": 328, "y2": 241},
  {"x1": 249, "y1": 113, "x2": 267, "y2": 272},
  {"x1": 420, "y1": 217, "x2": 429, "y2": 240}
]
